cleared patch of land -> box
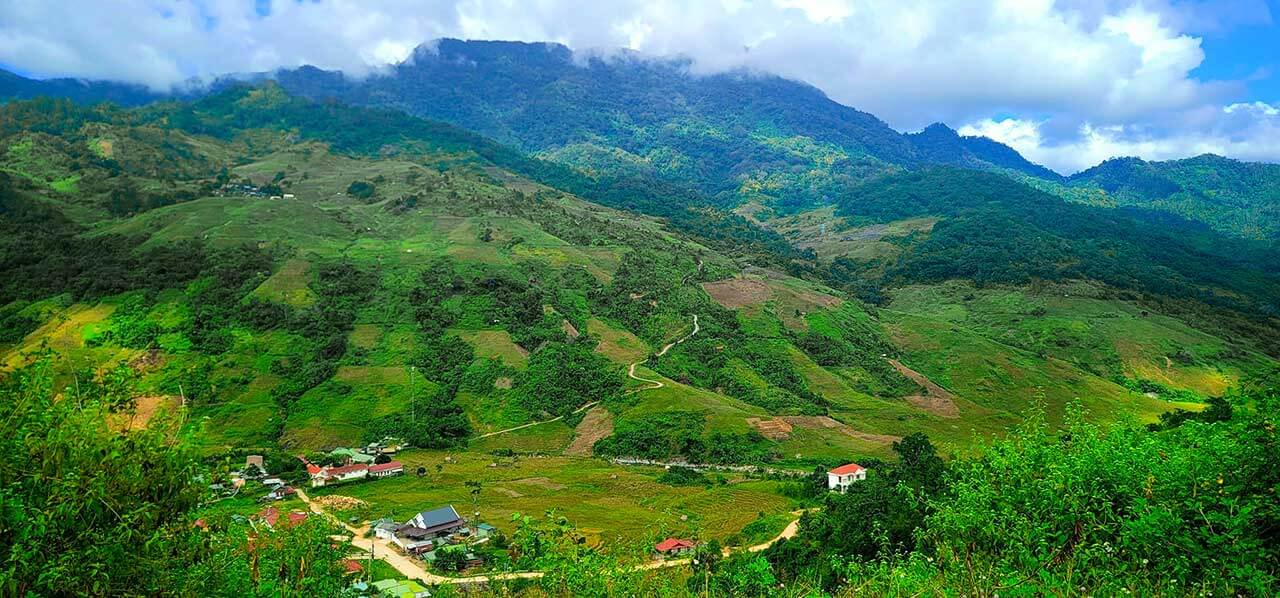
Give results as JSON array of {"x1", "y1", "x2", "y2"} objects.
[
  {"x1": 252, "y1": 258, "x2": 317, "y2": 307},
  {"x1": 453, "y1": 329, "x2": 529, "y2": 368},
  {"x1": 888, "y1": 359, "x2": 960, "y2": 418},
  {"x1": 587, "y1": 318, "x2": 650, "y2": 364},
  {"x1": 565, "y1": 406, "x2": 614, "y2": 456}
]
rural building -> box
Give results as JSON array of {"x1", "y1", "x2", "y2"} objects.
[
  {"x1": 369, "y1": 461, "x2": 405, "y2": 478},
  {"x1": 330, "y1": 447, "x2": 376, "y2": 465},
  {"x1": 372, "y1": 518, "x2": 399, "y2": 540},
  {"x1": 654, "y1": 538, "x2": 697, "y2": 557},
  {"x1": 256, "y1": 507, "x2": 308, "y2": 530},
  {"x1": 406, "y1": 505, "x2": 465, "y2": 538},
  {"x1": 309, "y1": 463, "x2": 370, "y2": 487},
  {"x1": 827, "y1": 463, "x2": 867, "y2": 493},
  {"x1": 264, "y1": 485, "x2": 296, "y2": 501},
  {"x1": 244, "y1": 454, "x2": 265, "y2": 474},
  {"x1": 371, "y1": 579, "x2": 431, "y2": 598}
]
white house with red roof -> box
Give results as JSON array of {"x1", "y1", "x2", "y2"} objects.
[
  {"x1": 308, "y1": 462, "x2": 369, "y2": 487},
  {"x1": 368, "y1": 461, "x2": 404, "y2": 478},
  {"x1": 827, "y1": 463, "x2": 867, "y2": 493}
]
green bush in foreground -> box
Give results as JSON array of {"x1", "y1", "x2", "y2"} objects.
[{"x1": 0, "y1": 362, "x2": 349, "y2": 596}]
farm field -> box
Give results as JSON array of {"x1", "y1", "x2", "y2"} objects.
[{"x1": 308, "y1": 450, "x2": 800, "y2": 549}]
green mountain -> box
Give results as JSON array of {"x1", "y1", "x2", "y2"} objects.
[
  {"x1": 261, "y1": 40, "x2": 1060, "y2": 211},
  {"x1": 5, "y1": 39, "x2": 1276, "y2": 241},
  {"x1": 4, "y1": 56, "x2": 1280, "y2": 598},
  {"x1": 1063, "y1": 154, "x2": 1280, "y2": 239}
]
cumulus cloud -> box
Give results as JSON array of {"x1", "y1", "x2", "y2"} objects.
[{"x1": 0, "y1": 0, "x2": 1276, "y2": 172}]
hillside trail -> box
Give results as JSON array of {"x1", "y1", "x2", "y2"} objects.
[
  {"x1": 472, "y1": 400, "x2": 599, "y2": 439},
  {"x1": 299, "y1": 486, "x2": 809, "y2": 585},
  {"x1": 475, "y1": 312, "x2": 702, "y2": 441},
  {"x1": 625, "y1": 313, "x2": 700, "y2": 393},
  {"x1": 478, "y1": 259, "x2": 705, "y2": 440}
]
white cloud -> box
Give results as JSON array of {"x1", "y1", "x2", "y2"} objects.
[
  {"x1": 961, "y1": 105, "x2": 1280, "y2": 174},
  {"x1": 0, "y1": 0, "x2": 1275, "y2": 172}
]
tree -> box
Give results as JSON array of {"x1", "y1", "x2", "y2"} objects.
[{"x1": 0, "y1": 361, "x2": 349, "y2": 595}]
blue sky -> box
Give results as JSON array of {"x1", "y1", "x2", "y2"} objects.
[
  {"x1": 1196, "y1": 17, "x2": 1280, "y2": 100},
  {"x1": 2, "y1": 0, "x2": 1279, "y2": 173}
]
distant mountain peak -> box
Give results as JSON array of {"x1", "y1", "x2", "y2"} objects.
[{"x1": 916, "y1": 122, "x2": 959, "y2": 137}]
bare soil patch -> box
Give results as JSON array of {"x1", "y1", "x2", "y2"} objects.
[
  {"x1": 565, "y1": 406, "x2": 614, "y2": 456},
  {"x1": 782, "y1": 416, "x2": 902, "y2": 443},
  {"x1": 128, "y1": 348, "x2": 165, "y2": 373},
  {"x1": 889, "y1": 359, "x2": 960, "y2": 418},
  {"x1": 493, "y1": 377, "x2": 513, "y2": 390},
  {"x1": 562, "y1": 319, "x2": 581, "y2": 338},
  {"x1": 110, "y1": 394, "x2": 180, "y2": 431},
  {"x1": 314, "y1": 495, "x2": 368, "y2": 511},
  {"x1": 747, "y1": 418, "x2": 794, "y2": 440},
  {"x1": 702, "y1": 278, "x2": 772, "y2": 309}
]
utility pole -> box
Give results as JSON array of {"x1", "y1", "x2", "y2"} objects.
[{"x1": 410, "y1": 366, "x2": 416, "y2": 424}]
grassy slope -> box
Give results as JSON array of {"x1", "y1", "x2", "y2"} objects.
[
  {"x1": 308, "y1": 449, "x2": 797, "y2": 548},
  {"x1": 7, "y1": 135, "x2": 1270, "y2": 465}
]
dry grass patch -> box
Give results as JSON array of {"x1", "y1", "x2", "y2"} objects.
[
  {"x1": 565, "y1": 406, "x2": 614, "y2": 456},
  {"x1": 889, "y1": 359, "x2": 960, "y2": 418}
]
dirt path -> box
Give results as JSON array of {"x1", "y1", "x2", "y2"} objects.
[
  {"x1": 472, "y1": 401, "x2": 599, "y2": 440},
  {"x1": 626, "y1": 314, "x2": 700, "y2": 393}
]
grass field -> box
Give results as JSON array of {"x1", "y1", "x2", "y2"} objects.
[
  {"x1": 453, "y1": 329, "x2": 530, "y2": 368},
  {"x1": 587, "y1": 318, "x2": 650, "y2": 364},
  {"x1": 309, "y1": 451, "x2": 798, "y2": 549}
]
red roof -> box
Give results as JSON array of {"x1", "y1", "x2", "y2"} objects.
[
  {"x1": 321, "y1": 463, "x2": 369, "y2": 477},
  {"x1": 369, "y1": 461, "x2": 403, "y2": 473},
  {"x1": 258, "y1": 507, "x2": 281, "y2": 527},
  {"x1": 829, "y1": 463, "x2": 866, "y2": 476},
  {"x1": 655, "y1": 538, "x2": 696, "y2": 552},
  {"x1": 257, "y1": 507, "x2": 308, "y2": 528},
  {"x1": 342, "y1": 559, "x2": 364, "y2": 574}
]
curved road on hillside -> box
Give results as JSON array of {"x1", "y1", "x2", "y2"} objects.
[
  {"x1": 299, "y1": 487, "x2": 805, "y2": 586},
  {"x1": 625, "y1": 314, "x2": 700, "y2": 393},
  {"x1": 476, "y1": 312, "x2": 701, "y2": 440}
]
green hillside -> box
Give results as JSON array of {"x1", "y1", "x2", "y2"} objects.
[
  {"x1": 1063, "y1": 154, "x2": 1280, "y2": 239},
  {"x1": 4, "y1": 90, "x2": 1275, "y2": 467}
]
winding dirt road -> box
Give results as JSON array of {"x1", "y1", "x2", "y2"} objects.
[
  {"x1": 472, "y1": 400, "x2": 600, "y2": 440},
  {"x1": 626, "y1": 314, "x2": 700, "y2": 393}
]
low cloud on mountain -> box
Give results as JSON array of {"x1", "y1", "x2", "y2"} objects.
[{"x1": 1, "y1": 0, "x2": 1275, "y2": 173}]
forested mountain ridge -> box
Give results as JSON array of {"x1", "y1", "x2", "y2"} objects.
[
  {"x1": 267, "y1": 39, "x2": 1059, "y2": 210},
  {"x1": 3, "y1": 38, "x2": 1277, "y2": 239},
  {"x1": 1063, "y1": 153, "x2": 1280, "y2": 239}
]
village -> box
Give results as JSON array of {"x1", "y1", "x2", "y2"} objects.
[{"x1": 210, "y1": 442, "x2": 868, "y2": 595}]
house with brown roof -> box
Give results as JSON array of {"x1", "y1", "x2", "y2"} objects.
[{"x1": 256, "y1": 506, "x2": 309, "y2": 530}]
